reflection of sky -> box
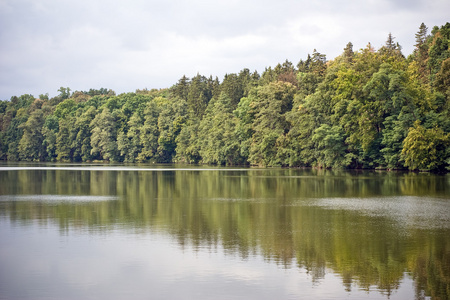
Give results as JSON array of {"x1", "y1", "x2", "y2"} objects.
[
  {"x1": 0, "y1": 195, "x2": 119, "y2": 203},
  {"x1": 308, "y1": 196, "x2": 450, "y2": 229},
  {"x1": 0, "y1": 218, "x2": 416, "y2": 300}
]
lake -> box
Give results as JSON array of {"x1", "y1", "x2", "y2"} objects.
[{"x1": 0, "y1": 163, "x2": 449, "y2": 300}]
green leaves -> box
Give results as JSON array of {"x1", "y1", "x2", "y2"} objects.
[
  {"x1": 402, "y1": 121, "x2": 450, "y2": 171},
  {"x1": 198, "y1": 93, "x2": 242, "y2": 165},
  {"x1": 312, "y1": 124, "x2": 352, "y2": 169},
  {"x1": 248, "y1": 82, "x2": 295, "y2": 166},
  {"x1": 90, "y1": 108, "x2": 118, "y2": 162},
  {"x1": 18, "y1": 109, "x2": 45, "y2": 161}
]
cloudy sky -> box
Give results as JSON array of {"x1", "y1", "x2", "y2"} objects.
[{"x1": 0, "y1": 0, "x2": 448, "y2": 100}]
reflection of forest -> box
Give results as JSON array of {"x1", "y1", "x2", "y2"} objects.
[{"x1": 1, "y1": 168, "x2": 449, "y2": 299}]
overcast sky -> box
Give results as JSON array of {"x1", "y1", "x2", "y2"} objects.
[{"x1": 0, "y1": 0, "x2": 448, "y2": 100}]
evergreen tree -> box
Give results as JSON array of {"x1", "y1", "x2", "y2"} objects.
[
  {"x1": 198, "y1": 92, "x2": 242, "y2": 165},
  {"x1": 343, "y1": 42, "x2": 354, "y2": 63},
  {"x1": 248, "y1": 81, "x2": 295, "y2": 166},
  {"x1": 187, "y1": 74, "x2": 212, "y2": 118},
  {"x1": 220, "y1": 73, "x2": 245, "y2": 107}
]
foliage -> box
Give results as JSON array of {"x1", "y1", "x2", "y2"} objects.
[{"x1": 401, "y1": 121, "x2": 449, "y2": 171}]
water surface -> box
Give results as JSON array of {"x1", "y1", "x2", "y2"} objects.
[{"x1": 0, "y1": 163, "x2": 449, "y2": 299}]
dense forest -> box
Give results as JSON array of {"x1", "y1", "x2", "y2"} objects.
[{"x1": 1, "y1": 23, "x2": 449, "y2": 171}]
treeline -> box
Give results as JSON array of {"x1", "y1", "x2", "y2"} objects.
[{"x1": 1, "y1": 23, "x2": 449, "y2": 171}]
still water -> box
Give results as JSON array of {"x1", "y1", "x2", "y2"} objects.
[{"x1": 0, "y1": 163, "x2": 449, "y2": 300}]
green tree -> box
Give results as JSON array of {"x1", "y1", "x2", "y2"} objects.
[
  {"x1": 343, "y1": 42, "x2": 354, "y2": 63},
  {"x1": 18, "y1": 109, "x2": 45, "y2": 161},
  {"x1": 413, "y1": 23, "x2": 430, "y2": 83},
  {"x1": 311, "y1": 124, "x2": 353, "y2": 168},
  {"x1": 42, "y1": 115, "x2": 59, "y2": 161},
  {"x1": 427, "y1": 23, "x2": 450, "y2": 82},
  {"x1": 198, "y1": 92, "x2": 242, "y2": 165},
  {"x1": 358, "y1": 63, "x2": 411, "y2": 166},
  {"x1": 156, "y1": 97, "x2": 188, "y2": 162},
  {"x1": 54, "y1": 98, "x2": 76, "y2": 119},
  {"x1": 56, "y1": 117, "x2": 75, "y2": 161},
  {"x1": 4, "y1": 107, "x2": 29, "y2": 161},
  {"x1": 310, "y1": 49, "x2": 327, "y2": 76},
  {"x1": 171, "y1": 75, "x2": 190, "y2": 101},
  {"x1": 248, "y1": 81, "x2": 295, "y2": 166},
  {"x1": 274, "y1": 60, "x2": 297, "y2": 86},
  {"x1": 233, "y1": 96, "x2": 254, "y2": 162},
  {"x1": 57, "y1": 87, "x2": 72, "y2": 100},
  {"x1": 379, "y1": 33, "x2": 403, "y2": 58},
  {"x1": 90, "y1": 108, "x2": 118, "y2": 161},
  {"x1": 402, "y1": 121, "x2": 449, "y2": 171},
  {"x1": 73, "y1": 107, "x2": 97, "y2": 162},
  {"x1": 175, "y1": 119, "x2": 201, "y2": 163},
  {"x1": 220, "y1": 73, "x2": 245, "y2": 107},
  {"x1": 434, "y1": 57, "x2": 450, "y2": 101},
  {"x1": 284, "y1": 95, "x2": 317, "y2": 167},
  {"x1": 137, "y1": 100, "x2": 161, "y2": 162},
  {"x1": 187, "y1": 74, "x2": 212, "y2": 118},
  {"x1": 380, "y1": 112, "x2": 414, "y2": 169}
]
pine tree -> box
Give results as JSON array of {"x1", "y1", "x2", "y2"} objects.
[
  {"x1": 343, "y1": 42, "x2": 354, "y2": 63},
  {"x1": 415, "y1": 23, "x2": 428, "y2": 48}
]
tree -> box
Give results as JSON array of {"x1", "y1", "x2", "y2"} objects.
[
  {"x1": 18, "y1": 109, "x2": 45, "y2": 161},
  {"x1": 402, "y1": 121, "x2": 449, "y2": 171},
  {"x1": 42, "y1": 115, "x2": 59, "y2": 161},
  {"x1": 57, "y1": 87, "x2": 72, "y2": 100},
  {"x1": 171, "y1": 75, "x2": 190, "y2": 101},
  {"x1": 435, "y1": 58, "x2": 450, "y2": 101},
  {"x1": 248, "y1": 81, "x2": 295, "y2": 166},
  {"x1": 380, "y1": 113, "x2": 414, "y2": 169},
  {"x1": 54, "y1": 99, "x2": 76, "y2": 119},
  {"x1": 198, "y1": 92, "x2": 242, "y2": 165},
  {"x1": 229, "y1": 95, "x2": 255, "y2": 163},
  {"x1": 187, "y1": 74, "x2": 212, "y2": 118},
  {"x1": 4, "y1": 107, "x2": 29, "y2": 161},
  {"x1": 274, "y1": 60, "x2": 297, "y2": 86},
  {"x1": 72, "y1": 107, "x2": 97, "y2": 162},
  {"x1": 379, "y1": 33, "x2": 403, "y2": 58},
  {"x1": 175, "y1": 119, "x2": 201, "y2": 163},
  {"x1": 310, "y1": 49, "x2": 327, "y2": 76},
  {"x1": 220, "y1": 73, "x2": 245, "y2": 107},
  {"x1": 297, "y1": 54, "x2": 312, "y2": 73},
  {"x1": 343, "y1": 42, "x2": 354, "y2": 63},
  {"x1": 56, "y1": 117, "x2": 75, "y2": 161},
  {"x1": 90, "y1": 108, "x2": 118, "y2": 161},
  {"x1": 157, "y1": 97, "x2": 188, "y2": 162},
  {"x1": 137, "y1": 100, "x2": 160, "y2": 162},
  {"x1": 357, "y1": 63, "x2": 410, "y2": 165},
  {"x1": 415, "y1": 23, "x2": 429, "y2": 48},
  {"x1": 427, "y1": 22, "x2": 450, "y2": 81},
  {"x1": 311, "y1": 124, "x2": 353, "y2": 168},
  {"x1": 413, "y1": 23, "x2": 430, "y2": 83}
]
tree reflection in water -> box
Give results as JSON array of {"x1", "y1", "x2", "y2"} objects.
[{"x1": 0, "y1": 167, "x2": 449, "y2": 299}]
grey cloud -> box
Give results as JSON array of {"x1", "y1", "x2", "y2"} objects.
[{"x1": 0, "y1": 0, "x2": 449, "y2": 99}]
